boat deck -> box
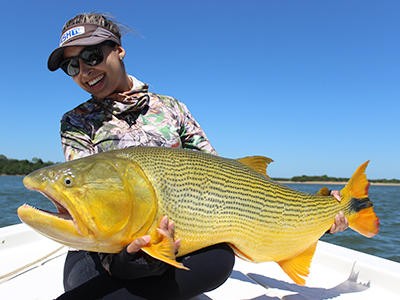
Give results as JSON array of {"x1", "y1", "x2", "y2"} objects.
[{"x1": 1, "y1": 224, "x2": 399, "y2": 299}]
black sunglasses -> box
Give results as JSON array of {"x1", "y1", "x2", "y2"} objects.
[{"x1": 60, "y1": 41, "x2": 116, "y2": 77}]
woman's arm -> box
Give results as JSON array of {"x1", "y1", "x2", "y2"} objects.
[
  {"x1": 60, "y1": 116, "x2": 95, "y2": 161},
  {"x1": 175, "y1": 101, "x2": 217, "y2": 154},
  {"x1": 99, "y1": 216, "x2": 180, "y2": 280}
]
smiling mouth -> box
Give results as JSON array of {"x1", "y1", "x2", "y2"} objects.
[{"x1": 88, "y1": 74, "x2": 105, "y2": 87}]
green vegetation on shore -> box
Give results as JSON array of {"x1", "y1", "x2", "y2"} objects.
[
  {"x1": 273, "y1": 175, "x2": 400, "y2": 184},
  {"x1": 0, "y1": 155, "x2": 55, "y2": 175},
  {"x1": 1, "y1": 155, "x2": 399, "y2": 184}
]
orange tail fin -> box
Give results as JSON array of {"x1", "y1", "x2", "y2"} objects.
[{"x1": 341, "y1": 161, "x2": 380, "y2": 237}]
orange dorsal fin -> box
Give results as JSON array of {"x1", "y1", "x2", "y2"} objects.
[
  {"x1": 237, "y1": 156, "x2": 273, "y2": 178},
  {"x1": 278, "y1": 242, "x2": 317, "y2": 285},
  {"x1": 341, "y1": 161, "x2": 380, "y2": 238}
]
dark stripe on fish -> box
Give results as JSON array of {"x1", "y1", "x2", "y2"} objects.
[{"x1": 350, "y1": 197, "x2": 373, "y2": 212}]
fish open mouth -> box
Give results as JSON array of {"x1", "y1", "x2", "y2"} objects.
[
  {"x1": 17, "y1": 172, "x2": 91, "y2": 238},
  {"x1": 17, "y1": 187, "x2": 91, "y2": 246},
  {"x1": 20, "y1": 188, "x2": 74, "y2": 222},
  {"x1": 37, "y1": 190, "x2": 73, "y2": 220}
]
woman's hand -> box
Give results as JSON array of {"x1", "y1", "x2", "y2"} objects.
[
  {"x1": 328, "y1": 190, "x2": 349, "y2": 234},
  {"x1": 330, "y1": 190, "x2": 341, "y2": 201},
  {"x1": 330, "y1": 211, "x2": 349, "y2": 234},
  {"x1": 126, "y1": 235, "x2": 151, "y2": 254},
  {"x1": 126, "y1": 215, "x2": 181, "y2": 255}
]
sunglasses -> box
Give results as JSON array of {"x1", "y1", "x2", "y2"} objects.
[{"x1": 60, "y1": 41, "x2": 116, "y2": 77}]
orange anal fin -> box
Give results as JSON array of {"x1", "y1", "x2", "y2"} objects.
[
  {"x1": 348, "y1": 207, "x2": 380, "y2": 238},
  {"x1": 229, "y1": 244, "x2": 255, "y2": 262},
  {"x1": 278, "y1": 242, "x2": 317, "y2": 286},
  {"x1": 141, "y1": 232, "x2": 189, "y2": 270}
]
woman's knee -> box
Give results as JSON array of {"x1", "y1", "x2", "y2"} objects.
[
  {"x1": 177, "y1": 243, "x2": 235, "y2": 293},
  {"x1": 203, "y1": 243, "x2": 235, "y2": 288},
  {"x1": 63, "y1": 251, "x2": 105, "y2": 291}
]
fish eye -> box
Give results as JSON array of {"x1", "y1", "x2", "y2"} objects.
[{"x1": 64, "y1": 177, "x2": 73, "y2": 187}]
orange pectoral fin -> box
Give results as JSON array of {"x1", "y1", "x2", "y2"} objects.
[
  {"x1": 348, "y1": 207, "x2": 380, "y2": 238},
  {"x1": 141, "y1": 232, "x2": 189, "y2": 271},
  {"x1": 278, "y1": 242, "x2": 317, "y2": 286}
]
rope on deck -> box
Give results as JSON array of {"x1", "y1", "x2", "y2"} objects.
[{"x1": 0, "y1": 246, "x2": 66, "y2": 283}]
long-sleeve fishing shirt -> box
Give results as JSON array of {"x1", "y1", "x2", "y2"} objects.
[{"x1": 61, "y1": 75, "x2": 216, "y2": 161}]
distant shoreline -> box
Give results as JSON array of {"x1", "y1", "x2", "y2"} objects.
[{"x1": 277, "y1": 180, "x2": 400, "y2": 186}]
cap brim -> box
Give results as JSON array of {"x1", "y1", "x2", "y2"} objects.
[
  {"x1": 47, "y1": 36, "x2": 115, "y2": 71},
  {"x1": 48, "y1": 47, "x2": 65, "y2": 71},
  {"x1": 47, "y1": 32, "x2": 119, "y2": 71}
]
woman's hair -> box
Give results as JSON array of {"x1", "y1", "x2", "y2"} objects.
[{"x1": 63, "y1": 13, "x2": 122, "y2": 40}]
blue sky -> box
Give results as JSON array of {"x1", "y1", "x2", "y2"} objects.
[{"x1": 1, "y1": 0, "x2": 398, "y2": 179}]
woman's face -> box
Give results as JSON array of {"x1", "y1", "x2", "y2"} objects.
[{"x1": 63, "y1": 43, "x2": 130, "y2": 99}]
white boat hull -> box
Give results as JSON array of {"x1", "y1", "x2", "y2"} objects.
[{"x1": 1, "y1": 223, "x2": 399, "y2": 299}]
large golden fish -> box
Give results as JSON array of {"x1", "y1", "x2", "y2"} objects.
[{"x1": 17, "y1": 147, "x2": 379, "y2": 285}]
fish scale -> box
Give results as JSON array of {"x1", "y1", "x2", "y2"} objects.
[
  {"x1": 18, "y1": 146, "x2": 379, "y2": 285},
  {"x1": 117, "y1": 147, "x2": 345, "y2": 259}
]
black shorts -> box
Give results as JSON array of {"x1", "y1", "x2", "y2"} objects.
[{"x1": 57, "y1": 243, "x2": 235, "y2": 300}]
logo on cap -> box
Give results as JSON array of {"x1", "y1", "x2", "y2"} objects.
[{"x1": 60, "y1": 26, "x2": 85, "y2": 46}]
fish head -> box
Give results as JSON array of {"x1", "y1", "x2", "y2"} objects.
[{"x1": 17, "y1": 152, "x2": 157, "y2": 253}]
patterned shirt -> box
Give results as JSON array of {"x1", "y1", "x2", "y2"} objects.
[{"x1": 60, "y1": 76, "x2": 216, "y2": 161}]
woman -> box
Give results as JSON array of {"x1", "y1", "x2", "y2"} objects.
[{"x1": 48, "y1": 13, "x2": 348, "y2": 299}]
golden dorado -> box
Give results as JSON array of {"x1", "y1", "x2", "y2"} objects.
[{"x1": 18, "y1": 147, "x2": 379, "y2": 285}]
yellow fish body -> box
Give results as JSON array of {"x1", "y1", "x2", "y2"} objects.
[{"x1": 17, "y1": 147, "x2": 379, "y2": 285}]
